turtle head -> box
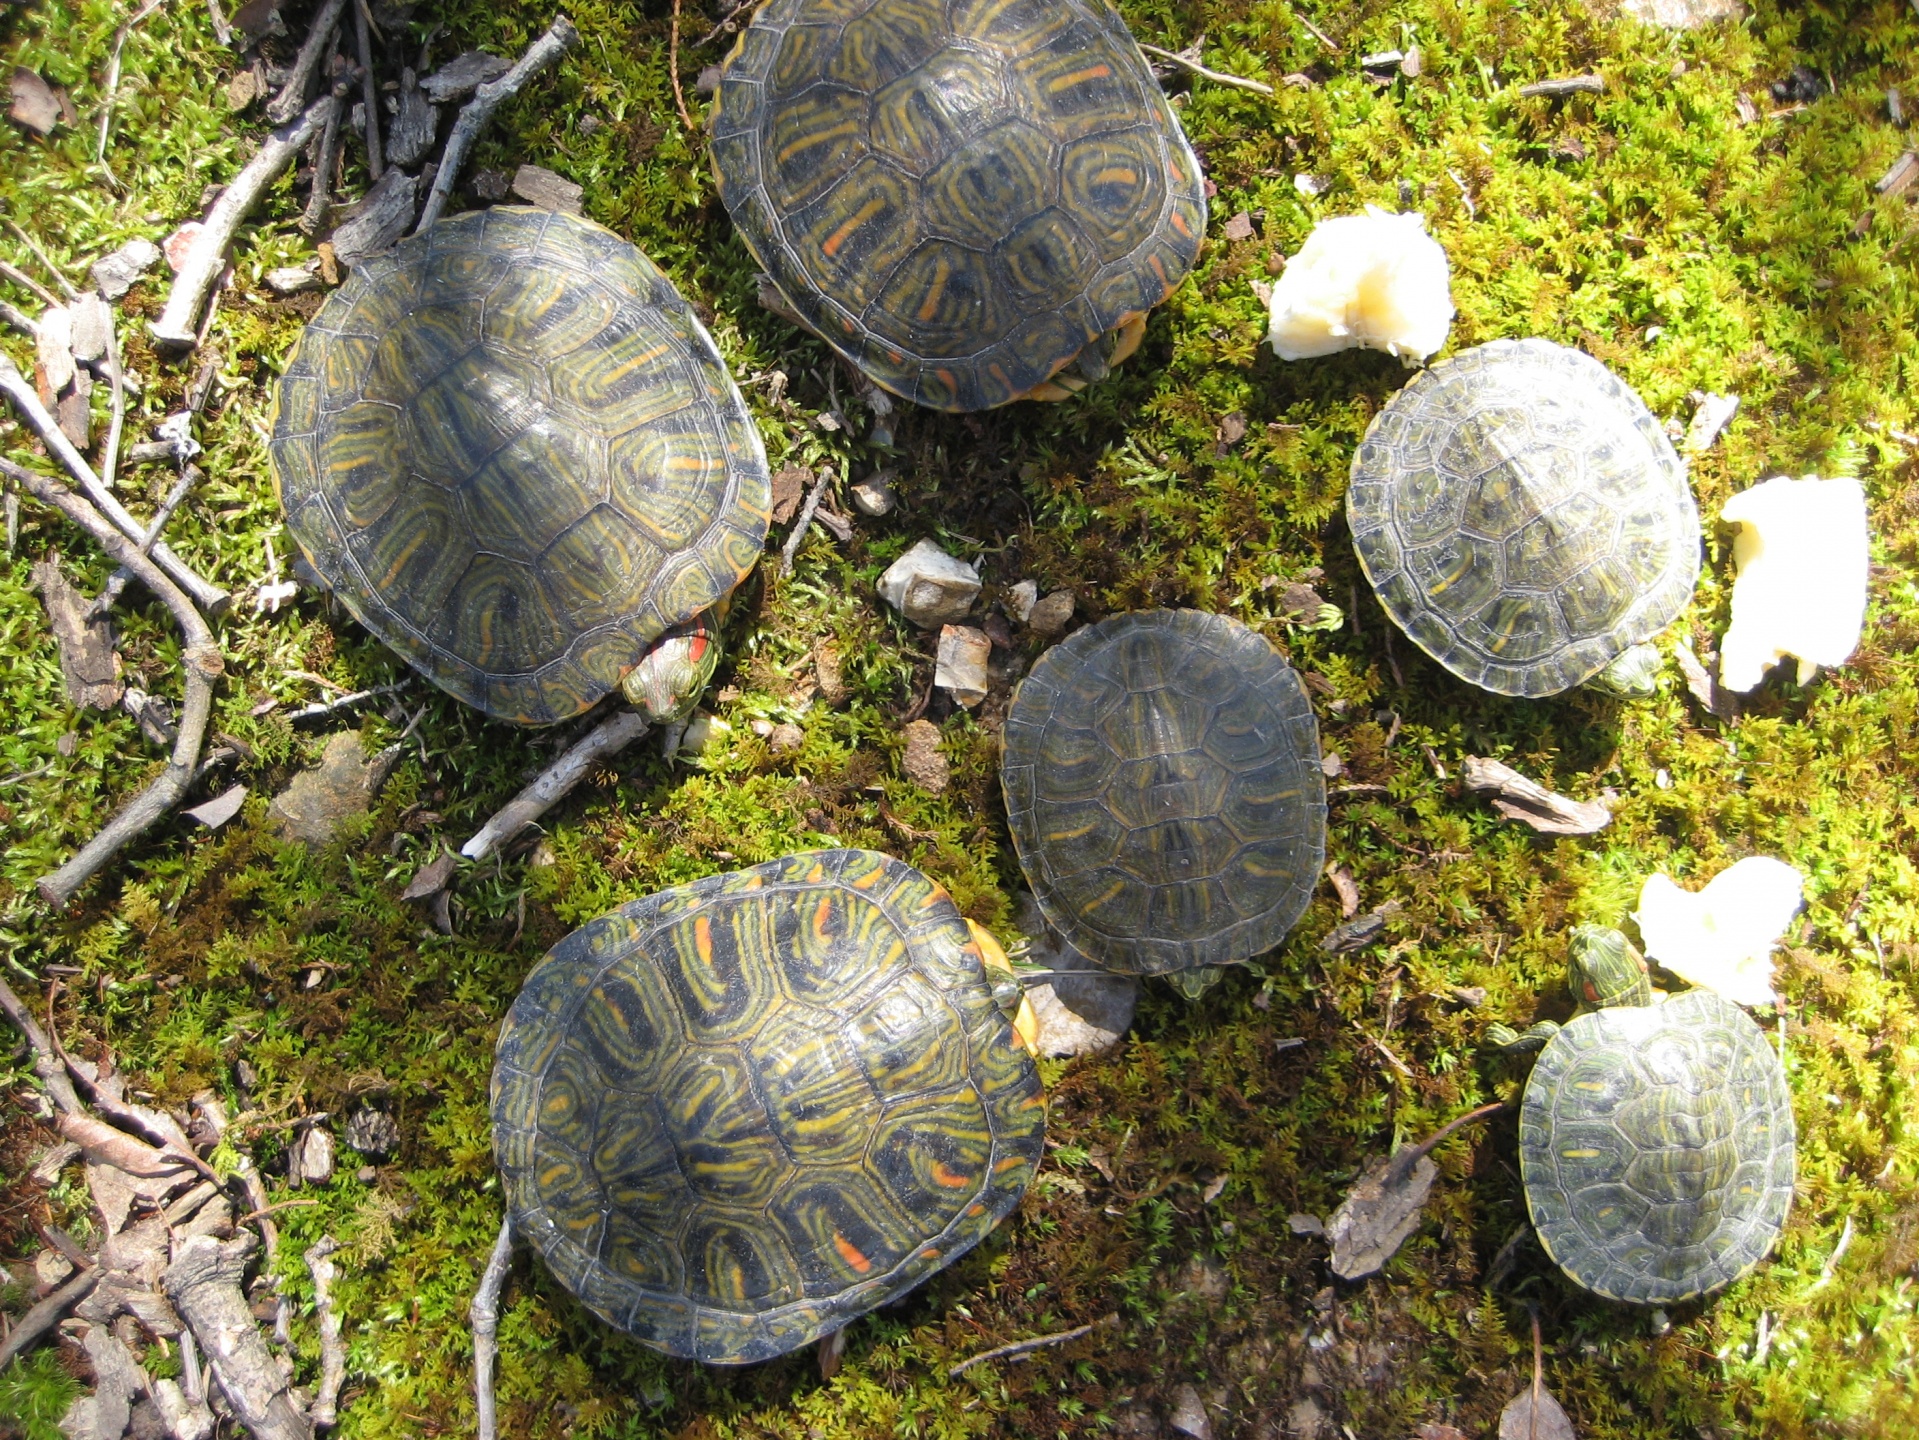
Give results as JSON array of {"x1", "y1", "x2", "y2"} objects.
[
  {"x1": 621, "y1": 609, "x2": 724, "y2": 724},
  {"x1": 1588, "y1": 642, "x2": 1662, "y2": 698},
  {"x1": 966, "y1": 920, "x2": 1040, "y2": 1057},
  {"x1": 1567, "y1": 925, "x2": 1653, "y2": 1010},
  {"x1": 1167, "y1": 965, "x2": 1226, "y2": 1001}
]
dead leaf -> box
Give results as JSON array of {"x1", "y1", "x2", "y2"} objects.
[
  {"x1": 30, "y1": 555, "x2": 124, "y2": 710},
  {"x1": 770, "y1": 465, "x2": 811, "y2": 524},
  {"x1": 1222, "y1": 211, "x2": 1256, "y2": 241},
  {"x1": 403, "y1": 851, "x2": 458, "y2": 900},
  {"x1": 231, "y1": 0, "x2": 282, "y2": 37},
  {"x1": 226, "y1": 68, "x2": 263, "y2": 111},
  {"x1": 9, "y1": 67, "x2": 63, "y2": 135},
  {"x1": 1327, "y1": 1149, "x2": 1439, "y2": 1279},
  {"x1": 1462, "y1": 756, "x2": 1610, "y2": 836},
  {"x1": 1214, "y1": 411, "x2": 1248, "y2": 453},
  {"x1": 1326, "y1": 863, "x2": 1360, "y2": 918},
  {"x1": 36, "y1": 305, "x2": 75, "y2": 392},
  {"x1": 1500, "y1": 1390, "x2": 1576, "y2": 1440},
  {"x1": 184, "y1": 783, "x2": 248, "y2": 829}
]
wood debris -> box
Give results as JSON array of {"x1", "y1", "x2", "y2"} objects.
[
  {"x1": 386, "y1": 67, "x2": 439, "y2": 168},
  {"x1": 420, "y1": 50, "x2": 512, "y2": 104},
  {"x1": 1462, "y1": 756, "x2": 1611, "y2": 836},
  {"x1": 166, "y1": 1234, "x2": 316, "y2": 1440},
  {"x1": 29, "y1": 554, "x2": 124, "y2": 709},
  {"x1": 329, "y1": 166, "x2": 419, "y2": 268},
  {"x1": 1327, "y1": 1102, "x2": 1504, "y2": 1279},
  {"x1": 1876, "y1": 150, "x2": 1918, "y2": 198},
  {"x1": 1518, "y1": 74, "x2": 1605, "y2": 98},
  {"x1": 1500, "y1": 1310, "x2": 1579, "y2": 1438},
  {"x1": 510, "y1": 161, "x2": 584, "y2": 214},
  {"x1": 1320, "y1": 899, "x2": 1400, "y2": 954}
]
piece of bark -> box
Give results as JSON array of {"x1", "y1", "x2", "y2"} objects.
[
  {"x1": 508, "y1": 162, "x2": 582, "y2": 214},
  {"x1": 37, "y1": 303, "x2": 76, "y2": 391},
  {"x1": 56, "y1": 368, "x2": 92, "y2": 450},
  {"x1": 31, "y1": 555, "x2": 125, "y2": 709},
  {"x1": 901, "y1": 718, "x2": 948, "y2": 793},
  {"x1": 1517, "y1": 74, "x2": 1605, "y2": 98},
  {"x1": 1326, "y1": 863, "x2": 1360, "y2": 918},
  {"x1": 1327, "y1": 1102, "x2": 1504, "y2": 1280},
  {"x1": 385, "y1": 68, "x2": 438, "y2": 167},
  {"x1": 163, "y1": 1234, "x2": 314, "y2": 1440},
  {"x1": 1876, "y1": 150, "x2": 1918, "y2": 197},
  {"x1": 769, "y1": 465, "x2": 810, "y2": 525},
  {"x1": 151, "y1": 92, "x2": 337, "y2": 349},
  {"x1": 0, "y1": 1267, "x2": 97, "y2": 1372},
  {"x1": 264, "y1": 0, "x2": 346, "y2": 124},
  {"x1": 1320, "y1": 899, "x2": 1400, "y2": 954},
  {"x1": 329, "y1": 166, "x2": 419, "y2": 268},
  {"x1": 419, "y1": 50, "x2": 511, "y2": 104},
  {"x1": 1462, "y1": 757, "x2": 1610, "y2": 836},
  {"x1": 183, "y1": 783, "x2": 248, "y2": 828},
  {"x1": 72, "y1": 1319, "x2": 146, "y2": 1440},
  {"x1": 304, "y1": 1237, "x2": 346, "y2": 1427},
  {"x1": 70, "y1": 292, "x2": 112, "y2": 361},
  {"x1": 10, "y1": 67, "x2": 64, "y2": 134}
]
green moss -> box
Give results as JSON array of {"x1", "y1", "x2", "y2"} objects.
[{"x1": 5, "y1": 0, "x2": 1919, "y2": 1434}]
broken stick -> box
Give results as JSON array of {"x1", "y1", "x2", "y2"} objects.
[
  {"x1": 1136, "y1": 40, "x2": 1275, "y2": 96},
  {"x1": 456, "y1": 707, "x2": 649, "y2": 865},
  {"x1": 0, "y1": 355, "x2": 226, "y2": 613},
  {"x1": 165, "y1": 1234, "x2": 315, "y2": 1440},
  {"x1": 0, "y1": 1265, "x2": 99, "y2": 1372},
  {"x1": 3, "y1": 459, "x2": 225, "y2": 907},
  {"x1": 151, "y1": 93, "x2": 339, "y2": 350},
  {"x1": 1462, "y1": 756, "x2": 1611, "y2": 836},
  {"x1": 414, "y1": 16, "x2": 581, "y2": 234},
  {"x1": 306, "y1": 1236, "x2": 348, "y2": 1427},
  {"x1": 266, "y1": 0, "x2": 349, "y2": 124},
  {"x1": 472, "y1": 1218, "x2": 515, "y2": 1440}
]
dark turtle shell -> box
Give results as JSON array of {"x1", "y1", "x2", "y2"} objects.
[
  {"x1": 1001, "y1": 609, "x2": 1326, "y2": 978},
  {"x1": 269, "y1": 207, "x2": 771, "y2": 725},
  {"x1": 710, "y1": 0, "x2": 1206, "y2": 410},
  {"x1": 1520, "y1": 989, "x2": 1795, "y2": 1304},
  {"x1": 1347, "y1": 339, "x2": 1701, "y2": 697},
  {"x1": 489, "y1": 849, "x2": 1046, "y2": 1364}
]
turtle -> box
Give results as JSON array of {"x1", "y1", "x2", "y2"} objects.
[
  {"x1": 269, "y1": 206, "x2": 771, "y2": 726},
  {"x1": 488, "y1": 848, "x2": 1047, "y2": 1364},
  {"x1": 1347, "y1": 338, "x2": 1702, "y2": 699},
  {"x1": 708, "y1": 0, "x2": 1207, "y2": 413},
  {"x1": 1001, "y1": 609, "x2": 1327, "y2": 998},
  {"x1": 1491, "y1": 925, "x2": 1796, "y2": 1305}
]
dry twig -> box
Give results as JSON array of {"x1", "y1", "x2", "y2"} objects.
[
  {"x1": 455, "y1": 707, "x2": 649, "y2": 865},
  {"x1": 305, "y1": 1237, "x2": 348, "y2": 1427},
  {"x1": 668, "y1": 0, "x2": 693, "y2": 133},
  {"x1": 0, "y1": 356, "x2": 226, "y2": 612},
  {"x1": 353, "y1": 0, "x2": 383, "y2": 180},
  {"x1": 165, "y1": 1234, "x2": 315, "y2": 1440},
  {"x1": 472, "y1": 1219, "x2": 515, "y2": 1440},
  {"x1": 1462, "y1": 756, "x2": 1611, "y2": 836},
  {"x1": 96, "y1": 0, "x2": 167, "y2": 167},
  {"x1": 947, "y1": 1317, "x2": 1109, "y2": 1376},
  {"x1": 152, "y1": 93, "x2": 338, "y2": 349},
  {"x1": 1136, "y1": 41, "x2": 1275, "y2": 96},
  {"x1": 779, "y1": 463, "x2": 833, "y2": 575},
  {"x1": 415, "y1": 16, "x2": 581, "y2": 235},
  {"x1": 267, "y1": 0, "x2": 350, "y2": 123},
  {"x1": 0, "y1": 1266, "x2": 99, "y2": 1371},
  {"x1": 2, "y1": 459, "x2": 225, "y2": 907}
]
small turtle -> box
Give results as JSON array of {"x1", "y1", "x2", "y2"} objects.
[
  {"x1": 1493, "y1": 925, "x2": 1796, "y2": 1305},
  {"x1": 710, "y1": 0, "x2": 1206, "y2": 412},
  {"x1": 1348, "y1": 339, "x2": 1701, "y2": 698},
  {"x1": 1001, "y1": 609, "x2": 1326, "y2": 998},
  {"x1": 490, "y1": 849, "x2": 1045, "y2": 1364},
  {"x1": 270, "y1": 207, "x2": 770, "y2": 726}
]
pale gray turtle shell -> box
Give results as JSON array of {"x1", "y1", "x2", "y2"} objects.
[
  {"x1": 1348, "y1": 339, "x2": 1701, "y2": 697},
  {"x1": 1519, "y1": 989, "x2": 1795, "y2": 1304}
]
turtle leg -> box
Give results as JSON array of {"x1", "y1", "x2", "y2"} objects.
[
  {"x1": 620, "y1": 608, "x2": 725, "y2": 723},
  {"x1": 1587, "y1": 642, "x2": 1662, "y2": 697},
  {"x1": 1167, "y1": 965, "x2": 1225, "y2": 1001},
  {"x1": 1022, "y1": 314, "x2": 1151, "y2": 401},
  {"x1": 1484, "y1": 1020, "x2": 1560, "y2": 1054}
]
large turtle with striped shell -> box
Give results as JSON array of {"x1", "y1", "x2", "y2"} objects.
[
  {"x1": 1493, "y1": 925, "x2": 1796, "y2": 1304},
  {"x1": 490, "y1": 849, "x2": 1046, "y2": 1364},
  {"x1": 270, "y1": 207, "x2": 770, "y2": 726},
  {"x1": 1347, "y1": 339, "x2": 1702, "y2": 698},
  {"x1": 710, "y1": 0, "x2": 1207, "y2": 411},
  {"x1": 1001, "y1": 609, "x2": 1326, "y2": 998}
]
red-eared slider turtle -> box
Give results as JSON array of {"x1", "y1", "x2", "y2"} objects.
[
  {"x1": 269, "y1": 207, "x2": 770, "y2": 726},
  {"x1": 709, "y1": 0, "x2": 1206, "y2": 411},
  {"x1": 1347, "y1": 339, "x2": 1701, "y2": 698},
  {"x1": 489, "y1": 848, "x2": 1046, "y2": 1364},
  {"x1": 1001, "y1": 609, "x2": 1326, "y2": 997},
  {"x1": 1495, "y1": 926, "x2": 1795, "y2": 1304}
]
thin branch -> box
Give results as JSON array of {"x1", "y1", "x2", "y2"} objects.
[
  {"x1": 415, "y1": 16, "x2": 581, "y2": 234},
  {"x1": 0, "y1": 974, "x2": 83, "y2": 1115},
  {"x1": 164, "y1": 1235, "x2": 315, "y2": 1440},
  {"x1": 306, "y1": 1237, "x2": 347, "y2": 1427},
  {"x1": 99, "y1": 290, "x2": 129, "y2": 497},
  {"x1": 285, "y1": 681, "x2": 408, "y2": 723},
  {"x1": 301, "y1": 74, "x2": 349, "y2": 235},
  {"x1": 472, "y1": 1218, "x2": 514, "y2": 1440},
  {"x1": 353, "y1": 0, "x2": 383, "y2": 180},
  {"x1": 0, "y1": 255, "x2": 62, "y2": 310},
  {"x1": 96, "y1": 0, "x2": 168, "y2": 166},
  {"x1": 267, "y1": 0, "x2": 350, "y2": 124},
  {"x1": 1296, "y1": 11, "x2": 1340, "y2": 51},
  {"x1": 0, "y1": 297, "x2": 39, "y2": 338},
  {"x1": 0, "y1": 1267, "x2": 99, "y2": 1372},
  {"x1": 778, "y1": 464, "x2": 832, "y2": 575},
  {"x1": 948, "y1": 1319, "x2": 1104, "y2": 1377},
  {"x1": 1, "y1": 217, "x2": 80, "y2": 300},
  {"x1": 1136, "y1": 41, "x2": 1275, "y2": 97},
  {"x1": 457, "y1": 707, "x2": 649, "y2": 863},
  {"x1": 2, "y1": 459, "x2": 224, "y2": 908},
  {"x1": 0, "y1": 354, "x2": 225, "y2": 611},
  {"x1": 1385, "y1": 1099, "x2": 1507, "y2": 1185},
  {"x1": 693, "y1": 0, "x2": 757, "y2": 49},
  {"x1": 668, "y1": 0, "x2": 693, "y2": 134},
  {"x1": 1516, "y1": 75, "x2": 1605, "y2": 99},
  {"x1": 151, "y1": 94, "x2": 337, "y2": 350}
]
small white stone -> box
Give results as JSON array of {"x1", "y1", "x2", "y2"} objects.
[
  {"x1": 1633, "y1": 856, "x2": 1805, "y2": 1006},
  {"x1": 1718, "y1": 474, "x2": 1869, "y2": 692},
  {"x1": 90, "y1": 238, "x2": 161, "y2": 300},
  {"x1": 1167, "y1": 1384, "x2": 1213, "y2": 1440},
  {"x1": 751, "y1": 719, "x2": 775, "y2": 738},
  {"x1": 1008, "y1": 579, "x2": 1039, "y2": 623},
  {"x1": 1027, "y1": 589, "x2": 1076, "y2": 637},
  {"x1": 768, "y1": 722, "x2": 804, "y2": 752},
  {"x1": 264, "y1": 265, "x2": 323, "y2": 295},
  {"x1": 877, "y1": 538, "x2": 980, "y2": 628},
  {"x1": 1265, "y1": 206, "x2": 1454, "y2": 365},
  {"x1": 678, "y1": 712, "x2": 731, "y2": 756},
  {"x1": 1619, "y1": 0, "x2": 1745, "y2": 28},
  {"x1": 1684, "y1": 391, "x2": 1740, "y2": 453},
  {"x1": 934, "y1": 625, "x2": 991, "y2": 708},
  {"x1": 850, "y1": 470, "x2": 896, "y2": 516},
  {"x1": 68, "y1": 293, "x2": 112, "y2": 362}
]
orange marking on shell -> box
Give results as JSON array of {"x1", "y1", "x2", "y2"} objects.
[
  {"x1": 921, "y1": 1246, "x2": 941, "y2": 1260},
  {"x1": 967, "y1": 1203, "x2": 986, "y2": 1217},
  {"x1": 931, "y1": 1162, "x2": 971, "y2": 1189},
  {"x1": 807, "y1": 860, "x2": 827, "y2": 883},
  {"x1": 823, "y1": 196, "x2": 887, "y2": 258},
  {"x1": 834, "y1": 1232, "x2": 872, "y2": 1273},
  {"x1": 1170, "y1": 210, "x2": 1193, "y2": 238},
  {"x1": 995, "y1": 1156, "x2": 1026, "y2": 1175},
  {"x1": 743, "y1": 874, "x2": 763, "y2": 889},
  {"x1": 850, "y1": 866, "x2": 884, "y2": 890},
  {"x1": 813, "y1": 895, "x2": 834, "y2": 941},
  {"x1": 1148, "y1": 254, "x2": 1169, "y2": 291},
  {"x1": 1049, "y1": 64, "x2": 1111, "y2": 92},
  {"x1": 1091, "y1": 166, "x2": 1138, "y2": 188},
  {"x1": 695, "y1": 915, "x2": 713, "y2": 965}
]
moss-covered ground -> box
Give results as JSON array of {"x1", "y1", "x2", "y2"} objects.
[{"x1": 4, "y1": 0, "x2": 1918, "y2": 1434}]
